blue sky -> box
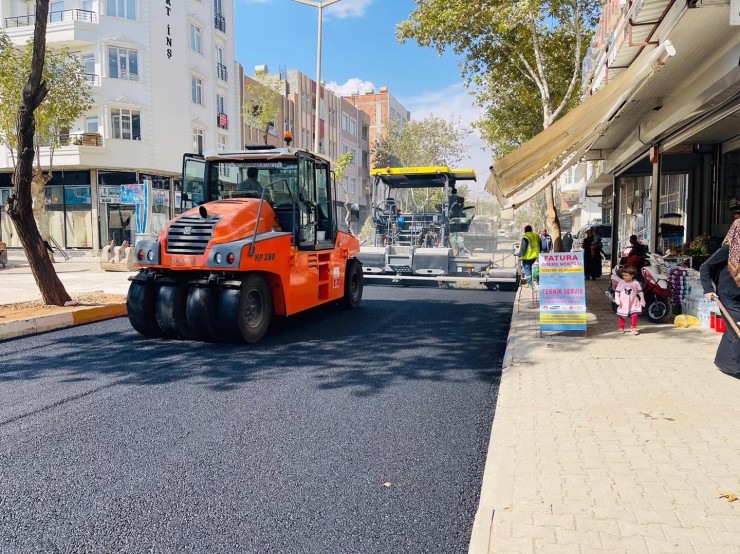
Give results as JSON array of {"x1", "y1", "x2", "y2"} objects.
[{"x1": 234, "y1": 0, "x2": 493, "y2": 195}]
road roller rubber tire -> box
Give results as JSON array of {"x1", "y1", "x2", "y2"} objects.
[
  {"x1": 215, "y1": 287, "x2": 243, "y2": 343},
  {"x1": 237, "y1": 274, "x2": 273, "y2": 343},
  {"x1": 155, "y1": 283, "x2": 193, "y2": 339},
  {"x1": 186, "y1": 285, "x2": 219, "y2": 341},
  {"x1": 127, "y1": 280, "x2": 163, "y2": 338},
  {"x1": 340, "y1": 260, "x2": 363, "y2": 309}
]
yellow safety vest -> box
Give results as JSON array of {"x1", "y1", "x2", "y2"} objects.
[{"x1": 521, "y1": 231, "x2": 541, "y2": 261}]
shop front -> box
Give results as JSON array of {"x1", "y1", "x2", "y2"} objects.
[
  {"x1": 97, "y1": 170, "x2": 175, "y2": 250},
  {"x1": 0, "y1": 170, "x2": 94, "y2": 250},
  {"x1": 611, "y1": 134, "x2": 739, "y2": 270}
]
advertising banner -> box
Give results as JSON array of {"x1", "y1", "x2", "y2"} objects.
[
  {"x1": 120, "y1": 182, "x2": 152, "y2": 236},
  {"x1": 539, "y1": 252, "x2": 587, "y2": 332}
]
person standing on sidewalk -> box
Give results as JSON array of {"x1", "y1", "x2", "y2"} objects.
[
  {"x1": 540, "y1": 229, "x2": 553, "y2": 253},
  {"x1": 700, "y1": 219, "x2": 740, "y2": 376},
  {"x1": 518, "y1": 225, "x2": 541, "y2": 287},
  {"x1": 562, "y1": 231, "x2": 574, "y2": 252},
  {"x1": 614, "y1": 266, "x2": 645, "y2": 335}
]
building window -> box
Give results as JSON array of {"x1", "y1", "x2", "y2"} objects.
[
  {"x1": 111, "y1": 108, "x2": 141, "y2": 140},
  {"x1": 216, "y1": 94, "x2": 225, "y2": 115},
  {"x1": 86, "y1": 115, "x2": 99, "y2": 133},
  {"x1": 108, "y1": 47, "x2": 138, "y2": 81},
  {"x1": 193, "y1": 128, "x2": 204, "y2": 153},
  {"x1": 191, "y1": 76, "x2": 203, "y2": 105},
  {"x1": 107, "y1": 0, "x2": 136, "y2": 19},
  {"x1": 350, "y1": 119, "x2": 356, "y2": 136},
  {"x1": 218, "y1": 134, "x2": 227, "y2": 151},
  {"x1": 342, "y1": 113, "x2": 349, "y2": 132},
  {"x1": 361, "y1": 125, "x2": 368, "y2": 140},
  {"x1": 189, "y1": 23, "x2": 202, "y2": 54}
]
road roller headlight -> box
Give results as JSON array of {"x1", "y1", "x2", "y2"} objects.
[
  {"x1": 215, "y1": 252, "x2": 223, "y2": 264},
  {"x1": 227, "y1": 253, "x2": 235, "y2": 265},
  {"x1": 137, "y1": 249, "x2": 144, "y2": 261},
  {"x1": 147, "y1": 250, "x2": 154, "y2": 262}
]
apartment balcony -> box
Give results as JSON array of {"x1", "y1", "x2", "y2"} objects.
[
  {"x1": 217, "y1": 113, "x2": 229, "y2": 130},
  {"x1": 84, "y1": 74, "x2": 100, "y2": 87},
  {"x1": 3, "y1": 9, "x2": 98, "y2": 47},
  {"x1": 214, "y1": 13, "x2": 226, "y2": 33},
  {"x1": 216, "y1": 63, "x2": 228, "y2": 82},
  {"x1": 586, "y1": 0, "x2": 674, "y2": 93}
]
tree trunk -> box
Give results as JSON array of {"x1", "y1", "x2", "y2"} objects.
[
  {"x1": 545, "y1": 183, "x2": 563, "y2": 252},
  {"x1": 6, "y1": 0, "x2": 71, "y2": 306},
  {"x1": 32, "y1": 168, "x2": 53, "y2": 241}
]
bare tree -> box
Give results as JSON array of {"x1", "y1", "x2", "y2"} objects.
[{"x1": 5, "y1": 0, "x2": 71, "y2": 305}]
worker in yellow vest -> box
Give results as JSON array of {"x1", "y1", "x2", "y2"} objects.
[{"x1": 518, "y1": 225, "x2": 541, "y2": 286}]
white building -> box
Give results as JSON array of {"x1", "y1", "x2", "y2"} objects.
[{"x1": 0, "y1": 0, "x2": 240, "y2": 251}]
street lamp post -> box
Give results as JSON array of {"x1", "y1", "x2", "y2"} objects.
[{"x1": 289, "y1": 0, "x2": 342, "y2": 154}]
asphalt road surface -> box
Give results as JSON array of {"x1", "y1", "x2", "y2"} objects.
[{"x1": 0, "y1": 285, "x2": 514, "y2": 554}]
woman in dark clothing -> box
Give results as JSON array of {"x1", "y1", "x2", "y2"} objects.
[
  {"x1": 582, "y1": 229, "x2": 602, "y2": 279},
  {"x1": 700, "y1": 219, "x2": 740, "y2": 376}
]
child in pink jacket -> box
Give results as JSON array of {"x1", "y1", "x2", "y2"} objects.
[{"x1": 615, "y1": 266, "x2": 646, "y2": 335}]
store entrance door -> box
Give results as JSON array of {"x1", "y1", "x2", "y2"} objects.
[{"x1": 102, "y1": 203, "x2": 135, "y2": 246}]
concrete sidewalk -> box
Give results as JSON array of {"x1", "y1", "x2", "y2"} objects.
[
  {"x1": 0, "y1": 252, "x2": 132, "y2": 305},
  {"x1": 471, "y1": 279, "x2": 740, "y2": 553},
  {"x1": 0, "y1": 252, "x2": 132, "y2": 339}
]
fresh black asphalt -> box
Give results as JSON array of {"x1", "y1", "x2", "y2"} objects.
[{"x1": 0, "y1": 285, "x2": 514, "y2": 553}]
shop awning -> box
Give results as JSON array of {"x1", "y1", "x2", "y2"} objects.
[
  {"x1": 501, "y1": 144, "x2": 590, "y2": 210},
  {"x1": 485, "y1": 40, "x2": 676, "y2": 205}
]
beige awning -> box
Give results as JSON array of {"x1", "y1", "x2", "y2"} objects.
[
  {"x1": 503, "y1": 144, "x2": 590, "y2": 210},
  {"x1": 485, "y1": 40, "x2": 676, "y2": 204}
]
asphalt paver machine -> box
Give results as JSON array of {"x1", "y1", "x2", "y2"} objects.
[{"x1": 357, "y1": 167, "x2": 519, "y2": 289}]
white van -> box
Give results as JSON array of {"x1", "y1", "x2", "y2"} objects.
[{"x1": 497, "y1": 229, "x2": 507, "y2": 238}]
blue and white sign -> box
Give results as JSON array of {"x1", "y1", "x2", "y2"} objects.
[
  {"x1": 539, "y1": 252, "x2": 587, "y2": 331},
  {"x1": 120, "y1": 182, "x2": 152, "y2": 235},
  {"x1": 120, "y1": 184, "x2": 145, "y2": 204}
]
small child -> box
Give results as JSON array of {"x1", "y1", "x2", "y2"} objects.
[{"x1": 614, "y1": 266, "x2": 646, "y2": 335}]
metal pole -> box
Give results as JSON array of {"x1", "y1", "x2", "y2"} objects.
[
  {"x1": 289, "y1": 0, "x2": 341, "y2": 154},
  {"x1": 314, "y1": 5, "x2": 322, "y2": 154}
]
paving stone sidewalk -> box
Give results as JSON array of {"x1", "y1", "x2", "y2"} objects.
[{"x1": 471, "y1": 279, "x2": 740, "y2": 553}]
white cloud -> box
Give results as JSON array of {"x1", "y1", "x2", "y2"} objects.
[
  {"x1": 325, "y1": 77, "x2": 377, "y2": 96},
  {"x1": 325, "y1": 0, "x2": 373, "y2": 19},
  {"x1": 400, "y1": 85, "x2": 494, "y2": 197}
]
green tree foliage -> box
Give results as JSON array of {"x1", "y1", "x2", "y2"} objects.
[
  {"x1": 397, "y1": 0, "x2": 600, "y2": 250},
  {"x1": 0, "y1": 32, "x2": 93, "y2": 165},
  {"x1": 333, "y1": 151, "x2": 358, "y2": 233},
  {"x1": 243, "y1": 71, "x2": 282, "y2": 145},
  {"x1": 1, "y1": 2, "x2": 93, "y2": 306},
  {"x1": 0, "y1": 31, "x2": 93, "y2": 242},
  {"x1": 373, "y1": 115, "x2": 469, "y2": 168}
]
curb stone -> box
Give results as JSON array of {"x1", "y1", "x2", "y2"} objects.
[
  {"x1": 0, "y1": 303, "x2": 127, "y2": 341},
  {"x1": 468, "y1": 287, "x2": 524, "y2": 554}
]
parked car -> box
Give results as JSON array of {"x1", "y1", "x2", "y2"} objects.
[
  {"x1": 574, "y1": 224, "x2": 612, "y2": 258},
  {"x1": 497, "y1": 229, "x2": 507, "y2": 238}
]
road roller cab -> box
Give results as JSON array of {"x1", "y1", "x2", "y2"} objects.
[{"x1": 127, "y1": 142, "x2": 363, "y2": 343}]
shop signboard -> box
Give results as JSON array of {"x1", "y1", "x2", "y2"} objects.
[
  {"x1": 539, "y1": 252, "x2": 587, "y2": 332},
  {"x1": 120, "y1": 184, "x2": 145, "y2": 204},
  {"x1": 99, "y1": 186, "x2": 121, "y2": 204}
]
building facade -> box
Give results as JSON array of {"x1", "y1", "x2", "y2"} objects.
[
  {"x1": 0, "y1": 0, "x2": 240, "y2": 251},
  {"x1": 251, "y1": 68, "x2": 371, "y2": 229},
  {"x1": 345, "y1": 87, "x2": 411, "y2": 169}
]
